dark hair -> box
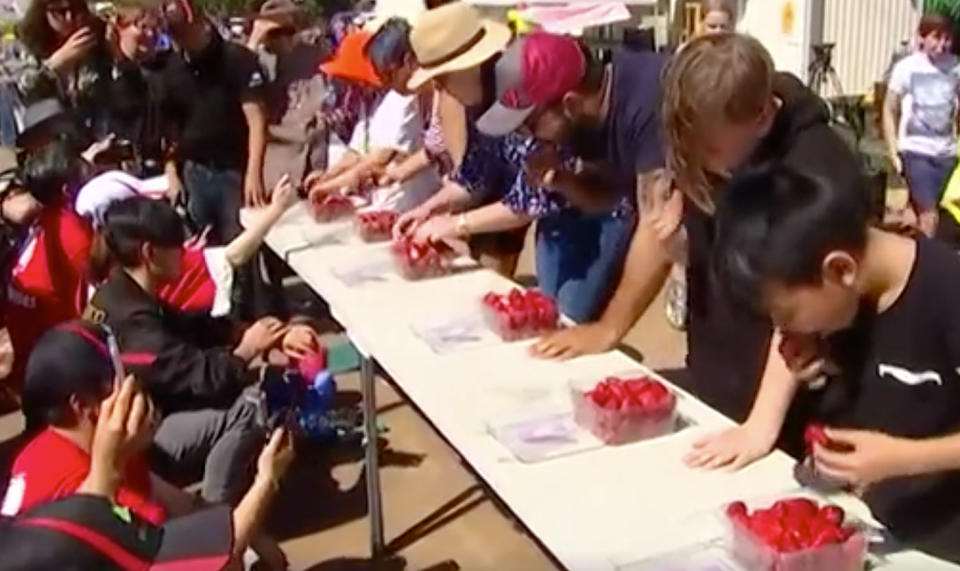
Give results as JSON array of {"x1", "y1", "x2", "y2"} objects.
[
  {"x1": 919, "y1": 12, "x2": 954, "y2": 39},
  {"x1": 577, "y1": 44, "x2": 604, "y2": 93},
  {"x1": 23, "y1": 320, "x2": 114, "y2": 428},
  {"x1": 19, "y1": 138, "x2": 83, "y2": 206},
  {"x1": 19, "y1": 0, "x2": 98, "y2": 58},
  {"x1": 712, "y1": 165, "x2": 870, "y2": 312},
  {"x1": 88, "y1": 196, "x2": 185, "y2": 281},
  {"x1": 365, "y1": 17, "x2": 412, "y2": 77}
]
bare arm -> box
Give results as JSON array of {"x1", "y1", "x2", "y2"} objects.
[
  {"x1": 882, "y1": 91, "x2": 902, "y2": 172},
  {"x1": 386, "y1": 149, "x2": 433, "y2": 183},
  {"x1": 230, "y1": 474, "x2": 276, "y2": 557},
  {"x1": 224, "y1": 193, "x2": 291, "y2": 267},
  {"x1": 242, "y1": 100, "x2": 268, "y2": 206},
  {"x1": 310, "y1": 148, "x2": 395, "y2": 195}
]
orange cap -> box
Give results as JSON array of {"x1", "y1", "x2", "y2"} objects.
[{"x1": 320, "y1": 30, "x2": 383, "y2": 87}]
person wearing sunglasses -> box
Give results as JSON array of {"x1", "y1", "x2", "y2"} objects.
[{"x1": 17, "y1": 0, "x2": 113, "y2": 144}]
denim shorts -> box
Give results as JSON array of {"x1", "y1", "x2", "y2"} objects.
[{"x1": 902, "y1": 152, "x2": 958, "y2": 210}]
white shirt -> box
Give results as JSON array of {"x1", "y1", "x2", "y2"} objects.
[
  {"x1": 889, "y1": 52, "x2": 960, "y2": 157},
  {"x1": 348, "y1": 90, "x2": 441, "y2": 212}
]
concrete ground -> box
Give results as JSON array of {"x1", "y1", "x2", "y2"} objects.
[{"x1": 0, "y1": 230, "x2": 687, "y2": 571}]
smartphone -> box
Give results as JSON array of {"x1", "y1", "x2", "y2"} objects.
[{"x1": 103, "y1": 325, "x2": 125, "y2": 383}]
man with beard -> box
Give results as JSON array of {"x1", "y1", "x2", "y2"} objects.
[{"x1": 408, "y1": 6, "x2": 665, "y2": 321}]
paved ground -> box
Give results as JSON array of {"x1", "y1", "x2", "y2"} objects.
[{"x1": 0, "y1": 231, "x2": 686, "y2": 571}]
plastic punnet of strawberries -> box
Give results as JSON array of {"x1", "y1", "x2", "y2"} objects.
[
  {"x1": 354, "y1": 211, "x2": 398, "y2": 242},
  {"x1": 481, "y1": 288, "x2": 559, "y2": 341},
  {"x1": 309, "y1": 193, "x2": 354, "y2": 223},
  {"x1": 571, "y1": 375, "x2": 676, "y2": 445},
  {"x1": 725, "y1": 497, "x2": 866, "y2": 571},
  {"x1": 389, "y1": 237, "x2": 456, "y2": 280}
]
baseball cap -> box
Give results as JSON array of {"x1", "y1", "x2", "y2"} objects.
[
  {"x1": 475, "y1": 32, "x2": 586, "y2": 137},
  {"x1": 319, "y1": 29, "x2": 382, "y2": 87},
  {"x1": 0, "y1": 494, "x2": 233, "y2": 570}
]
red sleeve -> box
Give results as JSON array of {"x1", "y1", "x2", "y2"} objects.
[{"x1": 43, "y1": 208, "x2": 93, "y2": 314}]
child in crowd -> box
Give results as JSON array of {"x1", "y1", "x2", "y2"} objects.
[
  {"x1": 883, "y1": 12, "x2": 960, "y2": 238},
  {"x1": 699, "y1": 0, "x2": 736, "y2": 35},
  {"x1": 2, "y1": 336, "x2": 291, "y2": 568},
  {"x1": 82, "y1": 197, "x2": 306, "y2": 509},
  {"x1": 702, "y1": 164, "x2": 960, "y2": 562}
]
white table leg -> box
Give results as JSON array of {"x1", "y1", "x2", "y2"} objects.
[{"x1": 360, "y1": 353, "x2": 385, "y2": 556}]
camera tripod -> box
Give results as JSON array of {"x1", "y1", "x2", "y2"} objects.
[{"x1": 808, "y1": 43, "x2": 845, "y2": 103}]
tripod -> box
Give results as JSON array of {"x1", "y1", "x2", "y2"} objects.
[
  {"x1": 808, "y1": 42, "x2": 867, "y2": 145},
  {"x1": 808, "y1": 43, "x2": 845, "y2": 103}
]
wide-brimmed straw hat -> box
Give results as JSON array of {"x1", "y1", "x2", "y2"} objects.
[{"x1": 407, "y1": 2, "x2": 511, "y2": 90}]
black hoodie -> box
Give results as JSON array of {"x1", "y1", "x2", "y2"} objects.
[{"x1": 679, "y1": 73, "x2": 866, "y2": 431}]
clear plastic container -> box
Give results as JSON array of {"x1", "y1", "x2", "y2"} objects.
[
  {"x1": 310, "y1": 194, "x2": 355, "y2": 223},
  {"x1": 354, "y1": 210, "x2": 397, "y2": 243},
  {"x1": 480, "y1": 291, "x2": 559, "y2": 342},
  {"x1": 569, "y1": 374, "x2": 677, "y2": 445},
  {"x1": 724, "y1": 497, "x2": 867, "y2": 571},
  {"x1": 389, "y1": 239, "x2": 456, "y2": 280}
]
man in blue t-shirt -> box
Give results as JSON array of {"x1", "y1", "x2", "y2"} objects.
[{"x1": 407, "y1": 4, "x2": 665, "y2": 321}]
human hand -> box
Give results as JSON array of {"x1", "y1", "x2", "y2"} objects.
[
  {"x1": 524, "y1": 143, "x2": 562, "y2": 188},
  {"x1": 890, "y1": 154, "x2": 904, "y2": 176},
  {"x1": 393, "y1": 205, "x2": 430, "y2": 239},
  {"x1": 303, "y1": 170, "x2": 327, "y2": 192},
  {"x1": 377, "y1": 163, "x2": 404, "y2": 187},
  {"x1": 256, "y1": 427, "x2": 295, "y2": 486},
  {"x1": 236, "y1": 317, "x2": 287, "y2": 362},
  {"x1": 650, "y1": 189, "x2": 684, "y2": 243},
  {"x1": 529, "y1": 322, "x2": 619, "y2": 360},
  {"x1": 684, "y1": 423, "x2": 777, "y2": 471},
  {"x1": 46, "y1": 27, "x2": 96, "y2": 72},
  {"x1": 412, "y1": 213, "x2": 458, "y2": 243},
  {"x1": 82, "y1": 375, "x2": 157, "y2": 496},
  {"x1": 281, "y1": 324, "x2": 319, "y2": 360},
  {"x1": 244, "y1": 176, "x2": 268, "y2": 208},
  {"x1": 269, "y1": 174, "x2": 298, "y2": 212},
  {"x1": 165, "y1": 176, "x2": 183, "y2": 205},
  {"x1": 778, "y1": 331, "x2": 837, "y2": 387},
  {"x1": 812, "y1": 428, "x2": 914, "y2": 488},
  {"x1": 81, "y1": 134, "x2": 116, "y2": 164}
]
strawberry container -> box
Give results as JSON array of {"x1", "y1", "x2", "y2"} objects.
[
  {"x1": 569, "y1": 373, "x2": 677, "y2": 445},
  {"x1": 309, "y1": 194, "x2": 355, "y2": 223},
  {"x1": 389, "y1": 238, "x2": 456, "y2": 280},
  {"x1": 480, "y1": 289, "x2": 560, "y2": 341},
  {"x1": 354, "y1": 210, "x2": 398, "y2": 243},
  {"x1": 723, "y1": 496, "x2": 867, "y2": 571}
]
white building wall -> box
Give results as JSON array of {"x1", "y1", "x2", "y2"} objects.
[{"x1": 821, "y1": 0, "x2": 920, "y2": 94}]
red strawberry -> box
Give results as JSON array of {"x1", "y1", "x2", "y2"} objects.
[
  {"x1": 804, "y1": 423, "x2": 828, "y2": 452},
  {"x1": 782, "y1": 497, "x2": 818, "y2": 519},
  {"x1": 589, "y1": 389, "x2": 609, "y2": 407},
  {"x1": 810, "y1": 525, "x2": 844, "y2": 547},
  {"x1": 725, "y1": 501, "x2": 747, "y2": 519},
  {"x1": 820, "y1": 505, "x2": 844, "y2": 526},
  {"x1": 625, "y1": 378, "x2": 648, "y2": 395}
]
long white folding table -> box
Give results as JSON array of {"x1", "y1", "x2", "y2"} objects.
[{"x1": 244, "y1": 203, "x2": 958, "y2": 570}]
